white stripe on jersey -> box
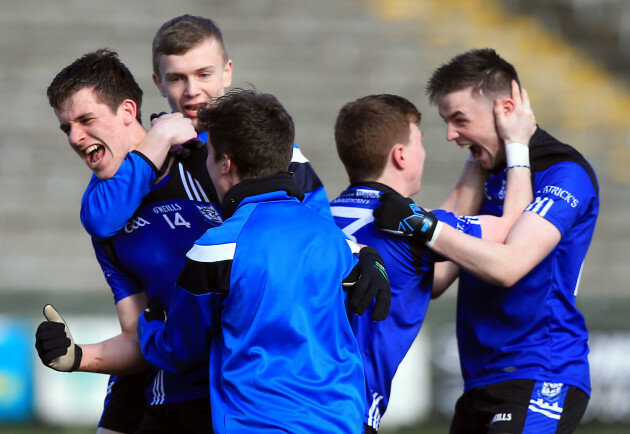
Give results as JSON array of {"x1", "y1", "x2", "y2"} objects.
[
  {"x1": 290, "y1": 145, "x2": 309, "y2": 163},
  {"x1": 194, "y1": 178, "x2": 210, "y2": 202},
  {"x1": 178, "y1": 162, "x2": 211, "y2": 202},
  {"x1": 150, "y1": 369, "x2": 165, "y2": 405},
  {"x1": 367, "y1": 392, "x2": 384, "y2": 429},
  {"x1": 331, "y1": 206, "x2": 374, "y2": 241},
  {"x1": 187, "y1": 242, "x2": 236, "y2": 263}
]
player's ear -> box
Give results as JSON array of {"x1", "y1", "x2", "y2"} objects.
[
  {"x1": 391, "y1": 144, "x2": 406, "y2": 170},
  {"x1": 222, "y1": 59, "x2": 233, "y2": 89},
  {"x1": 221, "y1": 153, "x2": 232, "y2": 174},
  {"x1": 499, "y1": 96, "x2": 515, "y2": 116},
  {"x1": 120, "y1": 99, "x2": 137, "y2": 125}
]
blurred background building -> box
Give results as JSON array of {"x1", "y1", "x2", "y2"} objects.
[{"x1": 1, "y1": 0, "x2": 629, "y2": 431}]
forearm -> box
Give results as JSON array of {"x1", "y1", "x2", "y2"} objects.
[
  {"x1": 439, "y1": 156, "x2": 487, "y2": 215},
  {"x1": 78, "y1": 332, "x2": 150, "y2": 375},
  {"x1": 431, "y1": 212, "x2": 555, "y2": 287},
  {"x1": 432, "y1": 261, "x2": 459, "y2": 298},
  {"x1": 135, "y1": 125, "x2": 172, "y2": 169},
  {"x1": 431, "y1": 224, "x2": 521, "y2": 287},
  {"x1": 478, "y1": 164, "x2": 533, "y2": 244}
]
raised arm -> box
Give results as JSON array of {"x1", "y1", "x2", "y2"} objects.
[
  {"x1": 439, "y1": 155, "x2": 487, "y2": 215},
  {"x1": 474, "y1": 81, "x2": 536, "y2": 243},
  {"x1": 80, "y1": 114, "x2": 197, "y2": 239}
]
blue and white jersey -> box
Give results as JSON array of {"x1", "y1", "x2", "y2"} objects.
[
  {"x1": 81, "y1": 136, "x2": 330, "y2": 238},
  {"x1": 138, "y1": 174, "x2": 365, "y2": 433},
  {"x1": 331, "y1": 182, "x2": 481, "y2": 430},
  {"x1": 92, "y1": 145, "x2": 222, "y2": 405},
  {"x1": 457, "y1": 127, "x2": 599, "y2": 396}
]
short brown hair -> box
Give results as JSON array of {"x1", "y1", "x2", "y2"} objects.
[
  {"x1": 198, "y1": 89, "x2": 294, "y2": 180},
  {"x1": 426, "y1": 48, "x2": 519, "y2": 105},
  {"x1": 47, "y1": 49, "x2": 143, "y2": 123},
  {"x1": 335, "y1": 94, "x2": 421, "y2": 184},
  {"x1": 152, "y1": 15, "x2": 228, "y2": 76}
]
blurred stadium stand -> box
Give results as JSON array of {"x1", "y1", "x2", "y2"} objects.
[{"x1": 504, "y1": 0, "x2": 630, "y2": 79}]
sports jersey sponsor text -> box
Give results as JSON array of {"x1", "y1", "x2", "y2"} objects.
[{"x1": 540, "y1": 185, "x2": 579, "y2": 207}]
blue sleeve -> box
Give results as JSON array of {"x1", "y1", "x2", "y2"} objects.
[
  {"x1": 138, "y1": 285, "x2": 218, "y2": 373},
  {"x1": 289, "y1": 145, "x2": 332, "y2": 220},
  {"x1": 527, "y1": 162, "x2": 598, "y2": 237},
  {"x1": 81, "y1": 151, "x2": 158, "y2": 240},
  {"x1": 92, "y1": 238, "x2": 144, "y2": 303}
]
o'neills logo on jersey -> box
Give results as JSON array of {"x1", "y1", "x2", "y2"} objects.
[
  {"x1": 153, "y1": 203, "x2": 182, "y2": 214},
  {"x1": 125, "y1": 217, "x2": 150, "y2": 233},
  {"x1": 490, "y1": 413, "x2": 512, "y2": 424},
  {"x1": 541, "y1": 185, "x2": 579, "y2": 208}
]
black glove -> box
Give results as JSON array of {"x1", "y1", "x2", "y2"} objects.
[
  {"x1": 35, "y1": 305, "x2": 82, "y2": 372},
  {"x1": 373, "y1": 191, "x2": 439, "y2": 245},
  {"x1": 343, "y1": 246, "x2": 391, "y2": 321},
  {"x1": 149, "y1": 112, "x2": 204, "y2": 159},
  {"x1": 143, "y1": 298, "x2": 166, "y2": 323}
]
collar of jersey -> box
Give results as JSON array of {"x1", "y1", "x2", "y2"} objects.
[
  {"x1": 348, "y1": 181, "x2": 398, "y2": 195},
  {"x1": 222, "y1": 173, "x2": 304, "y2": 219}
]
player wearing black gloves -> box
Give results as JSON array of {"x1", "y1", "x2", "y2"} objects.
[
  {"x1": 343, "y1": 246, "x2": 391, "y2": 321},
  {"x1": 35, "y1": 305, "x2": 82, "y2": 372},
  {"x1": 330, "y1": 89, "x2": 534, "y2": 432},
  {"x1": 373, "y1": 193, "x2": 440, "y2": 246}
]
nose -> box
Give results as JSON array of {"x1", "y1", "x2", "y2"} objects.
[
  {"x1": 445, "y1": 123, "x2": 458, "y2": 142},
  {"x1": 68, "y1": 125, "x2": 85, "y2": 146},
  {"x1": 185, "y1": 78, "x2": 200, "y2": 97}
]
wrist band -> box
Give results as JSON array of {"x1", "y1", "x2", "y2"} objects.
[
  {"x1": 507, "y1": 164, "x2": 531, "y2": 170},
  {"x1": 426, "y1": 221, "x2": 443, "y2": 248},
  {"x1": 506, "y1": 142, "x2": 529, "y2": 167}
]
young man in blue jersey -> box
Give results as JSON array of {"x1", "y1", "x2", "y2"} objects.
[
  {"x1": 137, "y1": 89, "x2": 368, "y2": 433},
  {"x1": 331, "y1": 88, "x2": 536, "y2": 432},
  {"x1": 82, "y1": 15, "x2": 331, "y2": 242},
  {"x1": 374, "y1": 48, "x2": 598, "y2": 433},
  {"x1": 36, "y1": 49, "x2": 219, "y2": 433}
]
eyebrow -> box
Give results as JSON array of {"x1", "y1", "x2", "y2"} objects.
[
  {"x1": 165, "y1": 65, "x2": 218, "y2": 76},
  {"x1": 440, "y1": 109, "x2": 465, "y2": 122}
]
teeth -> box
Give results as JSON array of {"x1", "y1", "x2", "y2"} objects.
[
  {"x1": 90, "y1": 157, "x2": 103, "y2": 167},
  {"x1": 85, "y1": 144, "x2": 99, "y2": 154}
]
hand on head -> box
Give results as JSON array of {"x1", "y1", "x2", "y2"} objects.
[{"x1": 494, "y1": 80, "x2": 537, "y2": 146}]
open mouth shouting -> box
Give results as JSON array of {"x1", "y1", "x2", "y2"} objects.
[
  {"x1": 468, "y1": 144, "x2": 483, "y2": 161},
  {"x1": 85, "y1": 144, "x2": 105, "y2": 168}
]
